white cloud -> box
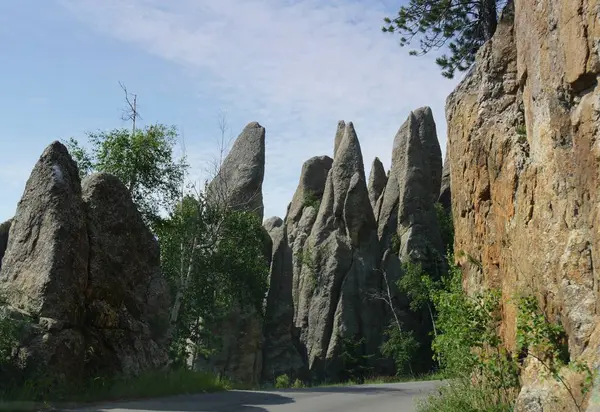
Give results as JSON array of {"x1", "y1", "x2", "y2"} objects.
[{"x1": 59, "y1": 0, "x2": 460, "y2": 219}]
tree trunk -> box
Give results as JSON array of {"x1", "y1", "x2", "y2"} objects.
[
  {"x1": 170, "y1": 236, "x2": 197, "y2": 325},
  {"x1": 480, "y1": 0, "x2": 498, "y2": 41}
]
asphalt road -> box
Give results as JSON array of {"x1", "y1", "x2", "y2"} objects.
[{"x1": 66, "y1": 381, "x2": 441, "y2": 412}]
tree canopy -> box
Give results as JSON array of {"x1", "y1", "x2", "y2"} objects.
[
  {"x1": 383, "y1": 0, "x2": 506, "y2": 78},
  {"x1": 66, "y1": 124, "x2": 187, "y2": 226}
]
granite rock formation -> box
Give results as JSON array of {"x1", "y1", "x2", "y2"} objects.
[
  {"x1": 207, "y1": 121, "x2": 266, "y2": 221},
  {"x1": 0, "y1": 142, "x2": 170, "y2": 384},
  {"x1": 446, "y1": 0, "x2": 600, "y2": 409}
]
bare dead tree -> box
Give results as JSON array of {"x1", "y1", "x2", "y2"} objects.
[{"x1": 119, "y1": 81, "x2": 142, "y2": 138}]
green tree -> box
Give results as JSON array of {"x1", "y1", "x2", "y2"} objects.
[
  {"x1": 155, "y1": 189, "x2": 269, "y2": 365},
  {"x1": 382, "y1": 0, "x2": 505, "y2": 78},
  {"x1": 65, "y1": 124, "x2": 187, "y2": 226},
  {"x1": 398, "y1": 261, "x2": 437, "y2": 337}
]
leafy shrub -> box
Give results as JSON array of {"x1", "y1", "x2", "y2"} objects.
[
  {"x1": 434, "y1": 202, "x2": 454, "y2": 253},
  {"x1": 275, "y1": 374, "x2": 291, "y2": 389},
  {"x1": 303, "y1": 191, "x2": 321, "y2": 210},
  {"x1": 339, "y1": 335, "x2": 374, "y2": 384},
  {"x1": 417, "y1": 257, "x2": 520, "y2": 412},
  {"x1": 292, "y1": 378, "x2": 305, "y2": 388},
  {"x1": 380, "y1": 325, "x2": 419, "y2": 375}
]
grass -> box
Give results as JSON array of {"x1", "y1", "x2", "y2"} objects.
[
  {"x1": 265, "y1": 371, "x2": 445, "y2": 390},
  {"x1": 0, "y1": 368, "x2": 231, "y2": 411},
  {"x1": 415, "y1": 377, "x2": 519, "y2": 412}
]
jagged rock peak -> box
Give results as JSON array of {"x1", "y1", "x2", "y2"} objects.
[
  {"x1": 333, "y1": 120, "x2": 346, "y2": 158},
  {"x1": 207, "y1": 121, "x2": 266, "y2": 220},
  {"x1": 413, "y1": 107, "x2": 443, "y2": 201},
  {"x1": 331, "y1": 121, "x2": 368, "y2": 219},
  {"x1": 368, "y1": 157, "x2": 387, "y2": 211},
  {"x1": 0, "y1": 140, "x2": 87, "y2": 323},
  {"x1": 263, "y1": 216, "x2": 284, "y2": 232},
  {"x1": 287, "y1": 156, "x2": 333, "y2": 224}
]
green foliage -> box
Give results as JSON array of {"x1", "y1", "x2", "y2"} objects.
[
  {"x1": 419, "y1": 256, "x2": 520, "y2": 411},
  {"x1": 383, "y1": 0, "x2": 504, "y2": 78},
  {"x1": 295, "y1": 245, "x2": 317, "y2": 291},
  {"x1": 302, "y1": 191, "x2": 321, "y2": 210},
  {"x1": 434, "y1": 202, "x2": 454, "y2": 254},
  {"x1": 292, "y1": 378, "x2": 305, "y2": 388},
  {"x1": 156, "y1": 193, "x2": 269, "y2": 365},
  {"x1": 516, "y1": 124, "x2": 527, "y2": 144},
  {"x1": 380, "y1": 325, "x2": 419, "y2": 375},
  {"x1": 391, "y1": 233, "x2": 401, "y2": 255},
  {"x1": 275, "y1": 374, "x2": 291, "y2": 389},
  {"x1": 338, "y1": 335, "x2": 374, "y2": 384},
  {"x1": 516, "y1": 296, "x2": 594, "y2": 411},
  {"x1": 398, "y1": 261, "x2": 433, "y2": 313},
  {"x1": 0, "y1": 295, "x2": 28, "y2": 393},
  {"x1": 417, "y1": 378, "x2": 519, "y2": 412},
  {"x1": 65, "y1": 124, "x2": 187, "y2": 226}
]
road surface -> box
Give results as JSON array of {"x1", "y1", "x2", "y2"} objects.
[{"x1": 66, "y1": 380, "x2": 441, "y2": 412}]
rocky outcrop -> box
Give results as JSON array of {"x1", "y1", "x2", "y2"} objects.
[
  {"x1": 0, "y1": 219, "x2": 11, "y2": 272},
  {"x1": 291, "y1": 122, "x2": 384, "y2": 381},
  {"x1": 202, "y1": 122, "x2": 268, "y2": 385},
  {"x1": 207, "y1": 121, "x2": 266, "y2": 221},
  {"x1": 262, "y1": 217, "x2": 305, "y2": 382},
  {"x1": 375, "y1": 108, "x2": 445, "y2": 373},
  {"x1": 82, "y1": 173, "x2": 171, "y2": 376},
  {"x1": 446, "y1": 0, "x2": 600, "y2": 409},
  {"x1": 368, "y1": 157, "x2": 387, "y2": 215},
  {"x1": 0, "y1": 142, "x2": 170, "y2": 384}
]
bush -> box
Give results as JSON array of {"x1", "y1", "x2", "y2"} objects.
[
  {"x1": 417, "y1": 257, "x2": 520, "y2": 412},
  {"x1": 292, "y1": 378, "x2": 304, "y2": 388},
  {"x1": 275, "y1": 374, "x2": 291, "y2": 389}
]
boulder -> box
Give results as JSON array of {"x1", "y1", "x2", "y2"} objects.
[{"x1": 81, "y1": 172, "x2": 171, "y2": 376}]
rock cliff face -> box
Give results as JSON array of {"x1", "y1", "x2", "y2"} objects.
[
  {"x1": 0, "y1": 142, "x2": 170, "y2": 384},
  {"x1": 202, "y1": 122, "x2": 268, "y2": 385},
  {"x1": 262, "y1": 216, "x2": 305, "y2": 382},
  {"x1": 446, "y1": 0, "x2": 600, "y2": 410}
]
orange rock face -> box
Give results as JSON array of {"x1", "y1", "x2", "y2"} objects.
[{"x1": 447, "y1": 1, "x2": 600, "y2": 409}]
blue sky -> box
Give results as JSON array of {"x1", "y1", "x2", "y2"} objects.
[{"x1": 0, "y1": 0, "x2": 460, "y2": 222}]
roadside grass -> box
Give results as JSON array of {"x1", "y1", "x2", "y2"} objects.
[
  {"x1": 265, "y1": 371, "x2": 445, "y2": 390},
  {"x1": 0, "y1": 368, "x2": 231, "y2": 411}
]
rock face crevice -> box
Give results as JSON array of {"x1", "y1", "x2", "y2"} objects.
[
  {"x1": 446, "y1": 0, "x2": 600, "y2": 409},
  {"x1": 0, "y1": 142, "x2": 170, "y2": 383}
]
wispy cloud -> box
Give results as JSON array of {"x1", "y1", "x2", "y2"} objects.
[{"x1": 59, "y1": 0, "x2": 460, "y2": 219}]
